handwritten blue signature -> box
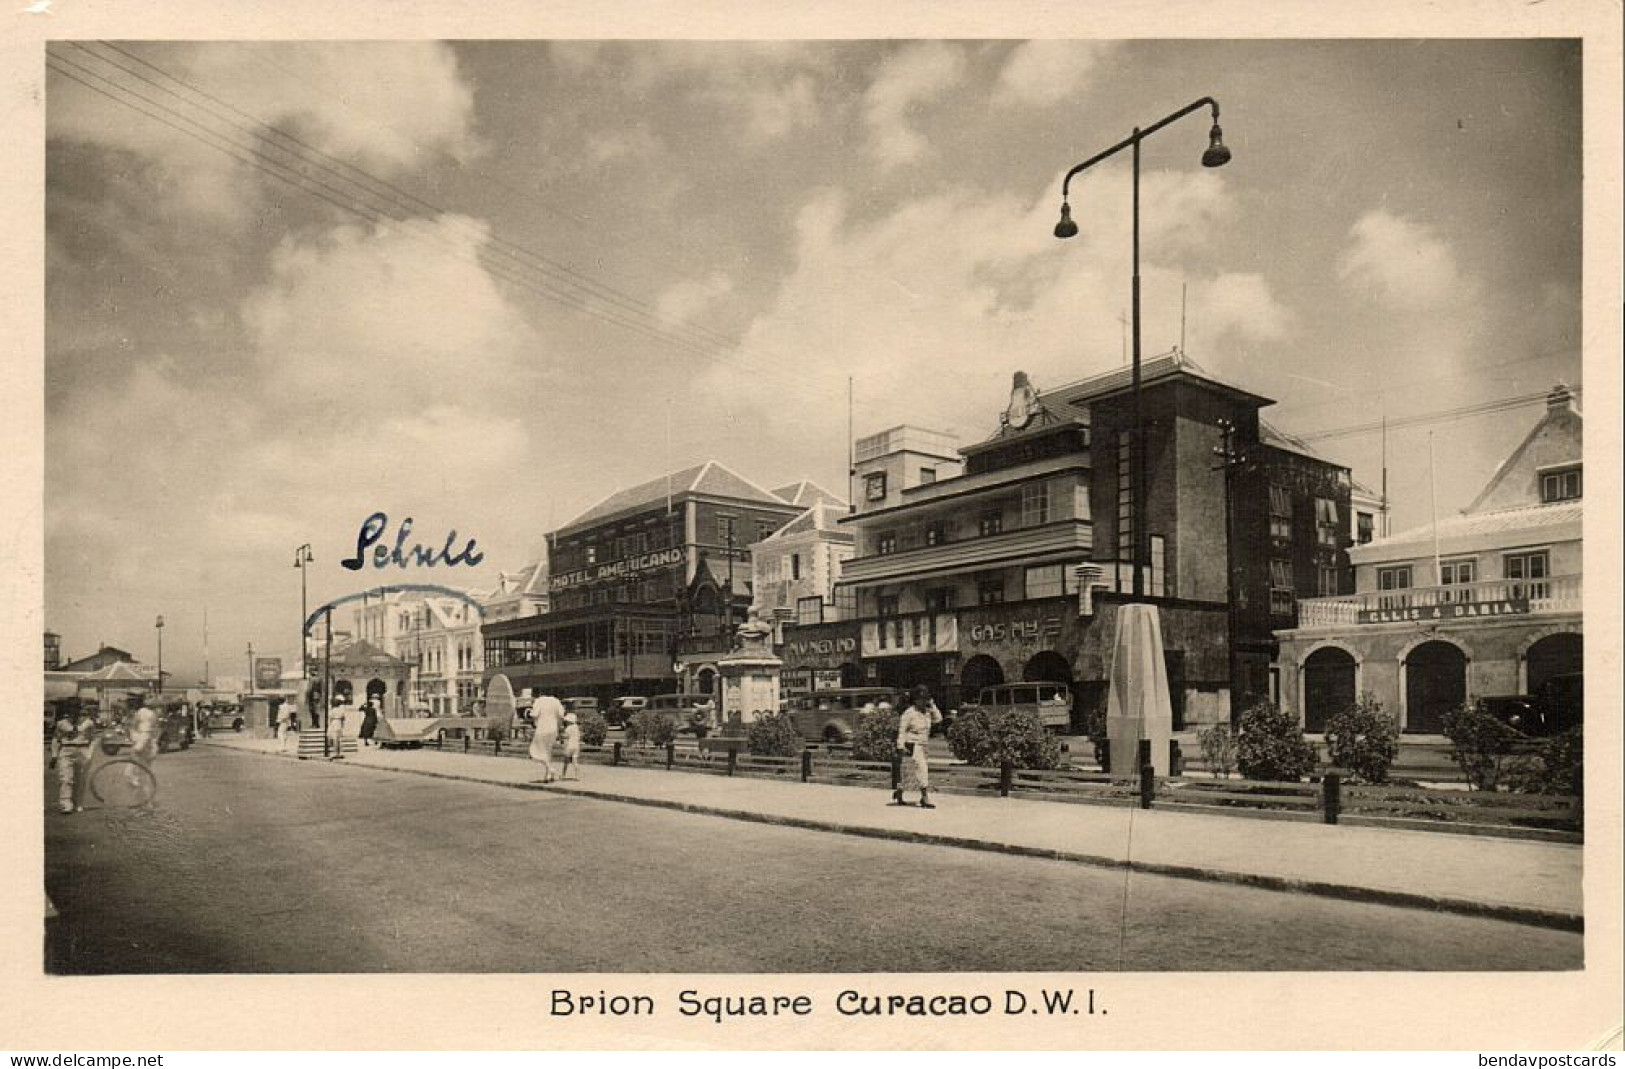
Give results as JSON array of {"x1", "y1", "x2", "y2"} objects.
[{"x1": 340, "y1": 511, "x2": 484, "y2": 571}]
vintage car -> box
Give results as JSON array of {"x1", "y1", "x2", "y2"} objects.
[
  {"x1": 606, "y1": 696, "x2": 647, "y2": 728},
  {"x1": 963, "y1": 681, "x2": 1074, "y2": 731},
  {"x1": 645, "y1": 693, "x2": 717, "y2": 735},
  {"x1": 785, "y1": 687, "x2": 898, "y2": 744}
]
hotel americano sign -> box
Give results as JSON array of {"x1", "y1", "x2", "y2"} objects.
[{"x1": 549, "y1": 547, "x2": 684, "y2": 591}]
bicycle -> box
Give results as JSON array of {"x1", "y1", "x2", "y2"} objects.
[{"x1": 85, "y1": 731, "x2": 158, "y2": 808}]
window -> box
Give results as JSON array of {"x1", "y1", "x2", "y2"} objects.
[
  {"x1": 1315, "y1": 497, "x2": 1339, "y2": 547},
  {"x1": 585, "y1": 545, "x2": 597, "y2": 565},
  {"x1": 877, "y1": 595, "x2": 900, "y2": 617},
  {"x1": 717, "y1": 515, "x2": 736, "y2": 545},
  {"x1": 1317, "y1": 565, "x2": 1340, "y2": 597},
  {"x1": 864, "y1": 472, "x2": 887, "y2": 501},
  {"x1": 757, "y1": 521, "x2": 777, "y2": 543},
  {"x1": 1356, "y1": 511, "x2": 1375, "y2": 545},
  {"x1": 1377, "y1": 564, "x2": 1412, "y2": 610},
  {"x1": 919, "y1": 467, "x2": 937, "y2": 485},
  {"x1": 1117, "y1": 432, "x2": 1132, "y2": 556},
  {"x1": 1150, "y1": 534, "x2": 1166, "y2": 598},
  {"x1": 834, "y1": 585, "x2": 857, "y2": 617},
  {"x1": 1269, "y1": 485, "x2": 1293, "y2": 540},
  {"x1": 796, "y1": 597, "x2": 824, "y2": 627},
  {"x1": 876, "y1": 532, "x2": 897, "y2": 555},
  {"x1": 1025, "y1": 564, "x2": 1065, "y2": 599},
  {"x1": 924, "y1": 521, "x2": 946, "y2": 546},
  {"x1": 978, "y1": 510, "x2": 1003, "y2": 537},
  {"x1": 977, "y1": 577, "x2": 1005, "y2": 605},
  {"x1": 1439, "y1": 558, "x2": 1476, "y2": 602},
  {"x1": 1504, "y1": 550, "x2": 1549, "y2": 601},
  {"x1": 925, "y1": 587, "x2": 956, "y2": 612},
  {"x1": 1022, "y1": 483, "x2": 1051, "y2": 527},
  {"x1": 1541, "y1": 466, "x2": 1581, "y2": 502},
  {"x1": 1268, "y1": 559, "x2": 1295, "y2": 616}
]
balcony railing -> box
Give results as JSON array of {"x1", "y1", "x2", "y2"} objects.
[{"x1": 1294, "y1": 574, "x2": 1581, "y2": 629}]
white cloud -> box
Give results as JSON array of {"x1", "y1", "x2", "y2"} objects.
[
  {"x1": 242, "y1": 215, "x2": 543, "y2": 409},
  {"x1": 994, "y1": 41, "x2": 1115, "y2": 107},
  {"x1": 49, "y1": 42, "x2": 478, "y2": 226},
  {"x1": 702, "y1": 172, "x2": 1280, "y2": 456},
  {"x1": 658, "y1": 271, "x2": 735, "y2": 326},
  {"x1": 1337, "y1": 209, "x2": 1478, "y2": 312},
  {"x1": 862, "y1": 42, "x2": 968, "y2": 170}
]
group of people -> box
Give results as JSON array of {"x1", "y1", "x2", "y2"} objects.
[
  {"x1": 48, "y1": 699, "x2": 162, "y2": 814},
  {"x1": 525, "y1": 695, "x2": 582, "y2": 783}
]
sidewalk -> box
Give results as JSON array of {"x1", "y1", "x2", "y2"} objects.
[{"x1": 204, "y1": 736, "x2": 1584, "y2": 932}]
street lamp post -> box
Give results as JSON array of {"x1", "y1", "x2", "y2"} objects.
[
  {"x1": 1053, "y1": 96, "x2": 1231, "y2": 598},
  {"x1": 1214, "y1": 417, "x2": 1248, "y2": 722},
  {"x1": 246, "y1": 641, "x2": 255, "y2": 696},
  {"x1": 295, "y1": 543, "x2": 313, "y2": 706},
  {"x1": 154, "y1": 614, "x2": 164, "y2": 701}
]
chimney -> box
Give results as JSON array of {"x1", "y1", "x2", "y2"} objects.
[{"x1": 1546, "y1": 383, "x2": 1574, "y2": 413}]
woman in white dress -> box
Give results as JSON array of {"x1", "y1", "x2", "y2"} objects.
[{"x1": 528, "y1": 695, "x2": 564, "y2": 782}]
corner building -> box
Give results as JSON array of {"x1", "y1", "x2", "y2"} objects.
[
  {"x1": 781, "y1": 353, "x2": 1354, "y2": 730},
  {"x1": 1276, "y1": 385, "x2": 1583, "y2": 733},
  {"x1": 482, "y1": 462, "x2": 805, "y2": 706}
]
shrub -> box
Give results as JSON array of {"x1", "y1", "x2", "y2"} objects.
[
  {"x1": 1197, "y1": 723, "x2": 1237, "y2": 779},
  {"x1": 1442, "y1": 701, "x2": 1522, "y2": 791},
  {"x1": 1322, "y1": 694, "x2": 1400, "y2": 784},
  {"x1": 576, "y1": 709, "x2": 608, "y2": 748},
  {"x1": 746, "y1": 710, "x2": 803, "y2": 758},
  {"x1": 1507, "y1": 724, "x2": 1583, "y2": 796},
  {"x1": 1235, "y1": 700, "x2": 1318, "y2": 782},
  {"x1": 625, "y1": 708, "x2": 676, "y2": 748},
  {"x1": 849, "y1": 704, "x2": 900, "y2": 763},
  {"x1": 946, "y1": 707, "x2": 1063, "y2": 770}
]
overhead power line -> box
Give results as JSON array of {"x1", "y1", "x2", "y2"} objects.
[
  {"x1": 48, "y1": 44, "x2": 828, "y2": 397},
  {"x1": 1295, "y1": 387, "x2": 1581, "y2": 444}
]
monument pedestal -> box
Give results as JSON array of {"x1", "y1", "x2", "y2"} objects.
[
  {"x1": 1105, "y1": 603, "x2": 1174, "y2": 779},
  {"x1": 716, "y1": 617, "x2": 782, "y2": 729}
]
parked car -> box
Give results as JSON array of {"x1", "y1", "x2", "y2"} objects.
[
  {"x1": 607, "y1": 696, "x2": 647, "y2": 728},
  {"x1": 645, "y1": 693, "x2": 716, "y2": 735},
  {"x1": 159, "y1": 707, "x2": 195, "y2": 752},
  {"x1": 206, "y1": 706, "x2": 246, "y2": 732},
  {"x1": 965, "y1": 681, "x2": 1073, "y2": 732},
  {"x1": 1478, "y1": 673, "x2": 1583, "y2": 738},
  {"x1": 785, "y1": 687, "x2": 898, "y2": 744}
]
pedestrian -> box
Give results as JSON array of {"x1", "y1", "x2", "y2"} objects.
[
  {"x1": 892, "y1": 685, "x2": 941, "y2": 809},
  {"x1": 560, "y1": 710, "x2": 582, "y2": 781},
  {"x1": 276, "y1": 699, "x2": 296, "y2": 752},
  {"x1": 359, "y1": 701, "x2": 379, "y2": 748},
  {"x1": 50, "y1": 704, "x2": 98, "y2": 814},
  {"x1": 196, "y1": 704, "x2": 211, "y2": 739},
  {"x1": 528, "y1": 694, "x2": 563, "y2": 782},
  {"x1": 327, "y1": 697, "x2": 348, "y2": 760},
  {"x1": 128, "y1": 699, "x2": 161, "y2": 767}
]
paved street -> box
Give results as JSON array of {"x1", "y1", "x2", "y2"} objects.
[{"x1": 44, "y1": 746, "x2": 1581, "y2": 974}]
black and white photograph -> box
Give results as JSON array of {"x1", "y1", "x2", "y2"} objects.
[{"x1": 7, "y1": 0, "x2": 1621, "y2": 1054}]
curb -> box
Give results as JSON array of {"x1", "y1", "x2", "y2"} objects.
[{"x1": 211, "y1": 743, "x2": 1585, "y2": 934}]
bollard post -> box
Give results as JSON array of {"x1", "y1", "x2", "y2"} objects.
[
  {"x1": 999, "y1": 760, "x2": 1014, "y2": 798},
  {"x1": 890, "y1": 749, "x2": 902, "y2": 791},
  {"x1": 801, "y1": 749, "x2": 812, "y2": 783},
  {"x1": 494, "y1": 737, "x2": 502, "y2": 756},
  {"x1": 1169, "y1": 739, "x2": 1183, "y2": 777},
  {"x1": 1323, "y1": 772, "x2": 1341, "y2": 825},
  {"x1": 1137, "y1": 738, "x2": 1151, "y2": 770},
  {"x1": 727, "y1": 748, "x2": 738, "y2": 777},
  {"x1": 462, "y1": 735, "x2": 471, "y2": 753},
  {"x1": 1096, "y1": 738, "x2": 1110, "y2": 774},
  {"x1": 612, "y1": 741, "x2": 622, "y2": 766},
  {"x1": 1139, "y1": 762, "x2": 1155, "y2": 809},
  {"x1": 323, "y1": 735, "x2": 331, "y2": 759},
  {"x1": 666, "y1": 742, "x2": 676, "y2": 770}
]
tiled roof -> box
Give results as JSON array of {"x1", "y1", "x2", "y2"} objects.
[
  {"x1": 773, "y1": 480, "x2": 846, "y2": 508},
  {"x1": 561, "y1": 461, "x2": 791, "y2": 532},
  {"x1": 760, "y1": 501, "x2": 854, "y2": 542},
  {"x1": 1363, "y1": 501, "x2": 1581, "y2": 553},
  {"x1": 1043, "y1": 350, "x2": 1273, "y2": 410},
  {"x1": 321, "y1": 638, "x2": 411, "y2": 669}
]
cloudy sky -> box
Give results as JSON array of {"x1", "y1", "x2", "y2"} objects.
[{"x1": 43, "y1": 39, "x2": 1582, "y2": 681}]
